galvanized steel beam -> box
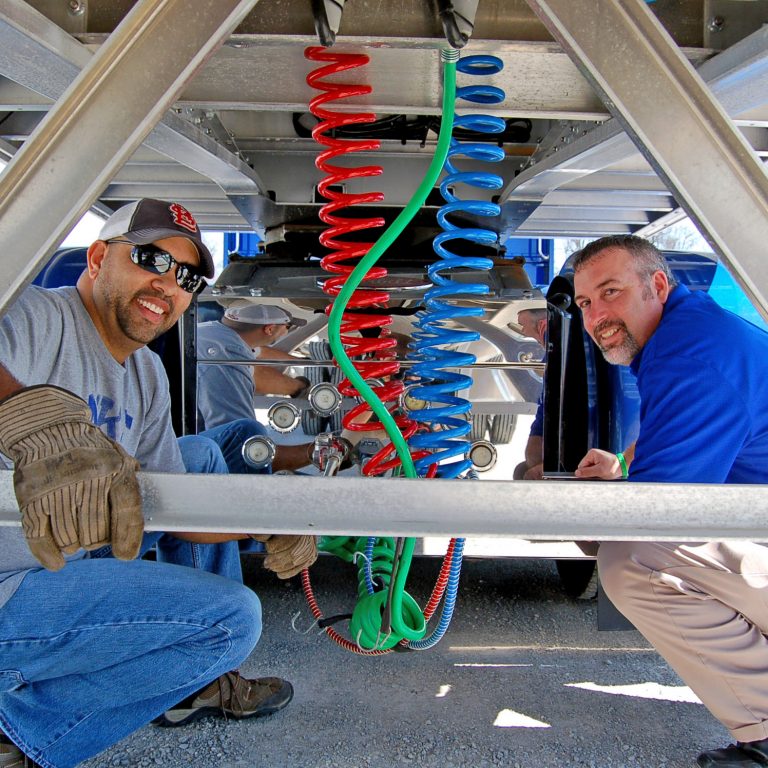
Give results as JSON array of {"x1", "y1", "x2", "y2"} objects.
[
  {"x1": 0, "y1": 0, "x2": 260, "y2": 315},
  {"x1": 502, "y1": 25, "x2": 768, "y2": 208},
  {"x1": 0, "y1": 470, "x2": 766, "y2": 542},
  {"x1": 0, "y1": 0, "x2": 266, "y2": 194}
]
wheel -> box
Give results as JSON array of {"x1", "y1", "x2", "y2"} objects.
[
  {"x1": 303, "y1": 355, "x2": 324, "y2": 387},
  {"x1": 299, "y1": 365, "x2": 323, "y2": 435},
  {"x1": 308, "y1": 340, "x2": 333, "y2": 372},
  {"x1": 300, "y1": 409, "x2": 328, "y2": 437},
  {"x1": 489, "y1": 413, "x2": 516, "y2": 444},
  {"x1": 470, "y1": 414, "x2": 491, "y2": 442},
  {"x1": 555, "y1": 559, "x2": 598, "y2": 600},
  {"x1": 328, "y1": 360, "x2": 345, "y2": 431},
  {"x1": 299, "y1": 344, "x2": 331, "y2": 436}
]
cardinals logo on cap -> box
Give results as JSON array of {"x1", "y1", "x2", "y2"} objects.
[{"x1": 169, "y1": 203, "x2": 198, "y2": 234}]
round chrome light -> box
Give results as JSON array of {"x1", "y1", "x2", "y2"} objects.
[
  {"x1": 469, "y1": 440, "x2": 497, "y2": 472},
  {"x1": 401, "y1": 384, "x2": 428, "y2": 413},
  {"x1": 308, "y1": 382, "x2": 342, "y2": 417},
  {"x1": 267, "y1": 401, "x2": 301, "y2": 433},
  {"x1": 241, "y1": 435, "x2": 276, "y2": 470}
]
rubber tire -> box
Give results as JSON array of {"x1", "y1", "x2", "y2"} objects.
[
  {"x1": 299, "y1": 352, "x2": 326, "y2": 436},
  {"x1": 489, "y1": 413, "x2": 516, "y2": 444},
  {"x1": 555, "y1": 560, "x2": 599, "y2": 600},
  {"x1": 470, "y1": 414, "x2": 491, "y2": 442},
  {"x1": 300, "y1": 409, "x2": 327, "y2": 437},
  {"x1": 328, "y1": 361, "x2": 344, "y2": 432}
]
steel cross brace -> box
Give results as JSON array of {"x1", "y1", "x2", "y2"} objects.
[
  {"x1": 0, "y1": 0, "x2": 260, "y2": 317},
  {"x1": 525, "y1": 0, "x2": 768, "y2": 321}
]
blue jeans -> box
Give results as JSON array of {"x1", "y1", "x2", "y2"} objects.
[
  {"x1": 157, "y1": 419, "x2": 270, "y2": 579},
  {"x1": 93, "y1": 420, "x2": 269, "y2": 581},
  {"x1": 0, "y1": 420, "x2": 270, "y2": 766},
  {"x1": 0, "y1": 558, "x2": 261, "y2": 768},
  {"x1": 199, "y1": 418, "x2": 272, "y2": 476}
]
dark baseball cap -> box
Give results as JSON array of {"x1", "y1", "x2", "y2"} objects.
[{"x1": 98, "y1": 198, "x2": 214, "y2": 278}]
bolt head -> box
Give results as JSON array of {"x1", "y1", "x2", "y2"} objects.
[{"x1": 708, "y1": 15, "x2": 725, "y2": 32}]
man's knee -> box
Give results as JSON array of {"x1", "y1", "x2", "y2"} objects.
[
  {"x1": 597, "y1": 541, "x2": 644, "y2": 606},
  {"x1": 227, "y1": 418, "x2": 268, "y2": 440},
  {"x1": 228, "y1": 585, "x2": 263, "y2": 659},
  {"x1": 178, "y1": 435, "x2": 228, "y2": 474},
  {"x1": 176, "y1": 579, "x2": 262, "y2": 670}
]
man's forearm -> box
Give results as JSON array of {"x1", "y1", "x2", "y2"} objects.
[
  {"x1": 173, "y1": 532, "x2": 250, "y2": 543},
  {"x1": 257, "y1": 346, "x2": 305, "y2": 362},
  {"x1": 525, "y1": 435, "x2": 543, "y2": 468},
  {"x1": 252, "y1": 366, "x2": 305, "y2": 396},
  {"x1": 0, "y1": 364, "x2": 24, "y2": 401},
  {"x1": 273, "y1": 443, "x2": 313, "y2": 472}
]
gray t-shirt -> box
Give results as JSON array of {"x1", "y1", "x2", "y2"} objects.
[
  {"x1": 0, "y1": 285, "x2": 184, "y2": 605},
  {"x1": 197, "y1": 321, "x2": 258, "y2": 430}
]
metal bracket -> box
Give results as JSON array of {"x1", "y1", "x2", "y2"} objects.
[
  {"x1": 311, "y1": 0, "x2": 346, "y2": 46},
  {"x1": 704, "y1": 0, "x2": 768, "y2": 51},
  {"x1": 436, "y1": 0, "x2": 480, "y2": 49}
]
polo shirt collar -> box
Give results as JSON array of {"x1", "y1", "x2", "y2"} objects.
[{"x1": 629, "y1": 283, "x2": 689, "y2": 375}]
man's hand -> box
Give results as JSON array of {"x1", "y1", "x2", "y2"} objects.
[
  {"x1": 290, "y1": 376, "x2": 311, "y2": 399},
  {"x1": 0, "y1": 386, "x2": 143, "y2": 571},
  {"x1": 311, "y1": 433, "x2": 354, "y2": 472},
  {"x1": 523, "y1": 462, "x2": 544, "y2": 481},
  {"x1": 575, "y1": 448, "x2": 623, "y2": 480},
  {"x1": 250, "y1": 533, "x2": 318, "y2": 579}
]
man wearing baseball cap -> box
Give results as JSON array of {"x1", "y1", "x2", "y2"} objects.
[
  {"x1": 0, "y1": 199, "x2": 311, "y2": 767},
  {"x1": 195, "y1": 301, "x2": 318, "y2": 474},
  {"x1": 97, "y1": 197, "x2": 216, "y2": 280},
  {"x1": 197, "y1": 302, "x2": 311, "y2": 429}
]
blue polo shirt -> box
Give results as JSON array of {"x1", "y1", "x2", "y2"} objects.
[{"x1": 628, "y1": 284, "x2": 768, "y2": 483}]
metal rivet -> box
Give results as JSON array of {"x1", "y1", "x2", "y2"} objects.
[{"x1": 708, "y1": 15, "x2": 725, "y2": 32}]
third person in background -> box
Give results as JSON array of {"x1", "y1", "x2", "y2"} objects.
[
  {"x1": 197, "y1": 303, "x2": 315, "y2": 473},
  {"x1": 197, "y1": 303, "x2": 310, "y2": 429},
  {"x1": 510, "y1": 304, "x2": 547, "y2": 480}
]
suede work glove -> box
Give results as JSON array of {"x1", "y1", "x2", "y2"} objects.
[
  {"x1": 0, "y1": 385, "x2": 144, "y2": 571},
  {"x1": 250, "y1": 533, "x2": 318, "y2": 579}
]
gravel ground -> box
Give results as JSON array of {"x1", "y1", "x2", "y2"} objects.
[{"x1": 82, "y1": 555, "x2": 726, "y2": 768}]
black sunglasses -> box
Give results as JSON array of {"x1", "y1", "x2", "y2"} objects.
[{"x1": 109, "y1": 240, "x2": 207, "y2": 294}]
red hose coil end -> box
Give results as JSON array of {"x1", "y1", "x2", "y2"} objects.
[
  {"x1": 422, "y1": 539, "x2": 456, "y2": 620},
  {"x1": 300, "y1": 568, "x2": 392, "y2": 655}
]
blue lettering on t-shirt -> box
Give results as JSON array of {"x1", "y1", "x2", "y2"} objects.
[{"x1": 88, "y1": 393, "x2": 133, "y2": 441}]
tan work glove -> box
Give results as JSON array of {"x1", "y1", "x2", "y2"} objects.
[
  {"x1": 250, "y1": 533, "x2": 318, "y2": 579},
  {"x1": 0, "y1": 385, "x2": 144, "y2": 571}
]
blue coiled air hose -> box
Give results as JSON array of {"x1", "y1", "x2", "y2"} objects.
[{"x1": 405, "y1": 54, "x2": 507, "y2": 649}]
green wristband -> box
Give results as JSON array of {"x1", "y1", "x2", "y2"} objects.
[{"x1": 616, "y1": 452, "x2": 629, "y2": 479}]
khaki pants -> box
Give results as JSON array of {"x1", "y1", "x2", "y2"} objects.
[{"x1": 599, "y1": 541, "x2": 768, "y2": 741}]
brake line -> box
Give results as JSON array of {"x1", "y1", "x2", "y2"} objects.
[{"x1": 301, "y1": 48, "x2": 459, "y2": 652}]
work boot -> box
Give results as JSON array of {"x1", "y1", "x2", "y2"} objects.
[
  {"x1": 155, "y1": 671, "x2": 293, "y2": 727},
  {"x1": 697, "y1": 738, "x2": 768, "y2": 767}
]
